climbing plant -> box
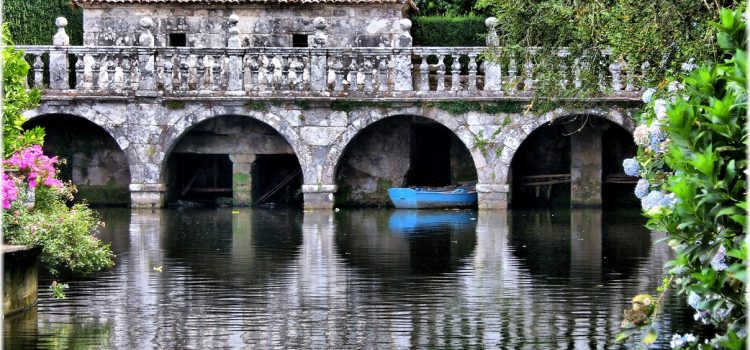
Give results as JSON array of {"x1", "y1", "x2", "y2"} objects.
[
  {"x1": 617, "y1": 5, "x2": 746, "y2": 348},
  {"x1": 2, "y1": 0, "x2": 83, "y2": 45}
]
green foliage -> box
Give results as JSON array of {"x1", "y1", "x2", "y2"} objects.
[
  {"x1": 412, "y1": 16, "x2": 487, "y2": 46},
  {"x1": 617, "y1": 5, "x2": 746, "y2": 348},
  {"x1": 436, "y1": 101, "x2": 524, "y2": 115},
  {"x1": 412, "y1": 0, "x2": 484, "y2": 16},
  {"x1": 330, "y1": 100, "x2": 389, "y2": 113},
  {"x1": 165, "y1": 101, "x2": 186, "y2": 110},
  {"x1": 3, "y1": 26, "x2": 44, "y2": 157},
  {"x1": 3, "y1": 185, "x2": 115, "y2": 277},
  {"x1": 49, "y1": 281, "x2": 69, "y2": 299},
  {"x1": 2, "y1": 0, "x2": 83, "y2": 45},
  {"x1": 245, "y1": 101, "x2": 269, "y2": 112}
]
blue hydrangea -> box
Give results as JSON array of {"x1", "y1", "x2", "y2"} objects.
[
  {"x1": 622, "y1": 158, "x2": 640, "y2": 177},
  {"x1": 649, "y1": 122, "x2": 668, "y2": 152},
  {"x1": 659, "y1": 192, "x2": 677, "y2": 208},
  {"x1": 694, "y1": 310, "x2": 712, "y2": 324},
  {"x1": 641, "y1": 190, "x2": 663, "y2": 210},
  {"x1": 642, "y1": 88, "x2": 657, "y2": 103},
  {"x1": 687, "y1": 291, "x2": 701, "y2": 309},
  {"x1": 670, "y1": 333, "x2": 698, "y2": 349},
  {"x1": 710, "y1": 246, "x2": 728, "y2": 271},
  {"x1": 634, "y1": 179, "x2": 649, "y2": 199}
]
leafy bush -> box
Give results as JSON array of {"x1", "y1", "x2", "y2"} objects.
[
  {"x1": 2, "y1": 0, "x2": 83, "y2": 45},
  {"x1": 412, "y1": 16, "x2": 487, "y2": 47},
  {"x1": 617, "y1": 6, "x2": 746, "y2": 348}
]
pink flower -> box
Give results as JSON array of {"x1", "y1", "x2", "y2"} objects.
[{"x1": 2, "y1": 173, "x2": 19, "y2": 209}]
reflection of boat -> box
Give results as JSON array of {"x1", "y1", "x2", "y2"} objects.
[
  {"x1": 388, "y1": 210, "x2": 475, "y2": 233},
  {"x1": 388, "y1": 186, "x2": 477, "y2": 209}
]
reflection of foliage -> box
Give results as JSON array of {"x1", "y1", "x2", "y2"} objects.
[{"x1": 617, "y1": 6, "x2": 746, "y2": 349}]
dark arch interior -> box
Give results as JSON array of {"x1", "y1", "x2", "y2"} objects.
[
  {"x1": 165, "y1": 115, "x2": 303, "y2": 208},
  {"x1": 24, "y1": 114, "x2": 131, "y2": 206},
  {"x1": 510, "y1": 115, "x2": 637, "y2": 209},
  {"x1": 334, "y1": 115, "x2": 477, "y2": 207}
]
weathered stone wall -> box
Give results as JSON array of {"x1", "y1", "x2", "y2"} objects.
[
  {"x1": 3, "y1": 246, "x2": 40, "y2": 317},
  {"x1": 81, "y1": 4, "x2": 408, "y2": 47},
  {"x1": 171, "y1": 115, "x2": 293, "y2": 155}
]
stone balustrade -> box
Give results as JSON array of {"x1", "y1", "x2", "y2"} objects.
[{"x1": 17, "y1": 45, "x2": 645, "y2": 100}]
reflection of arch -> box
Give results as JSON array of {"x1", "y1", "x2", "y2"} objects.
[
  {"x1": 160, "y1": 112, "x2": 308, "y2": 185},
  {"x1": 499, "y1": 108, "x2": 634, "y2": 186},
  {"x1": 325, "y1": 109, "x2": 488, "y2": 185}
]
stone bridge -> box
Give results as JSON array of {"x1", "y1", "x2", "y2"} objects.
[{"x1": 20, "y1": 17, "x2": 642, "y2": 209}]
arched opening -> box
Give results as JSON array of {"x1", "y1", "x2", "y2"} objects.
[
  {"x1": 509, "y1": 115, "x2": 636, "y2": 209},
  {"x1": 24, "y1": 114, "x2": 131, "y2": 206},
  {"x1": 334, "y1": 115, "x2": 478, "y2": 207},
  {"x1": 164, "y1": 115, "x2": 303, "y2": 208}
]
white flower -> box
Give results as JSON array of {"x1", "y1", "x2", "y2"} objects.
[
  {"x1": 633, "y1": 124, "x2": 650, "y2": 147},
  {"x1": 681, "y1": 59, "x2": 698, "y2": 73},
  {"x1": 642, "y1": 88, "x2": 657, "y2": 103},
  {"x1": 654, "y1": 99, "x2": 668, "y2": 120},
  {"x1": 667, "y1": 81, "x2": 684, "y2": 93}
]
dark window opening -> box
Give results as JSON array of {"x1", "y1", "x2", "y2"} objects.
[
  {"x1": 292, "y1": 34, "x2": 309, "y2": 48},
  {"x1": 602, "y1": 123, "x2": 639, "y2": 208},
  {"x1": 406, "y1": 124, "x2": 451, "y2": 187},
  {"x1": 169, "y1": 33, "x2": 187, "y2": 47},
  {"x1": 170, "y1": 153, "x2": 232, "y2": 204},
  {"x1": 253, "y1": 154, "x2": 303, "y2": 207}
]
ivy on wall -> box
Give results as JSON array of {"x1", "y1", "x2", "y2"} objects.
[{"x1": 3, "y1": 0, "x2": 83, "y2": 45}]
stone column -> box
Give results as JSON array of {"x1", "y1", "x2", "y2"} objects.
[
  {"x1": 227, "y1": 14, "x2": 244, "y2": 94},
  {"x1": 129, "y1": 183, "x2": 166, "y2": 208},
  {"x1": 392, "y1": 19, "x2": 413, "y2": 92},
  {"x1": 482, "y1": 17, "x2": 502, "y2": 91},
  {"x1": 49, "y1": 17, "x2": 70, "y2": 90},
  {"x1": 310, "y1": 17, "x2": 328, "y2": 92},
  {"x1": 302, "y1": 184, "x2": 336, "y2": 209},
  {"x1": 137, "y1": 17, "x2": 157, "y2": 96},
  {"x1": 229, "y1": 154, "x2": 255, "y2": 207},
  {"x1": 477, "y1": 183, "x2": 509, "y2": 209},
  {"x1": 570, "y1": 125, "x2": 602, "y2": 207}
]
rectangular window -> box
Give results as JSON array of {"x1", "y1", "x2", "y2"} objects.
[
  {"x1": 169, "y1": 33, "x2": 187, "y2": 47},
  {"x1": 292, "y1": 34, "x2": 309, "y2": 48}
]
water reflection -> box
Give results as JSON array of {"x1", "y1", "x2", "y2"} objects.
[{"x1": 4, "y1": 208, "x2": 691, "y2": 349}]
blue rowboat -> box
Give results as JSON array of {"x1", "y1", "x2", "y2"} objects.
[{"x1": 387, "y1": 186, "x2": 477, "y2": 209}]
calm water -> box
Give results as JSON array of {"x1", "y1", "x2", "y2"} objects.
[{"x1": 4, "y1": 208, "x2": 696, "y2": 349}]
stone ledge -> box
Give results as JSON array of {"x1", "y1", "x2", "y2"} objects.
[{"x1": 3, "y1": 245, "x2": 41, "y2": 317}]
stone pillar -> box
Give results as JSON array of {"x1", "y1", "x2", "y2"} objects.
[
  {"x1": 570, "y1": 126, "x2": 602, "y2": 207},
  {"x1": 310, "y1": 17, "x2": 328, "y2": 92},
  {"x1": 476, "y1": 183, "x2": 509, "y2": 209},
  {"x1": 229, "y1": 154, "x2": 255, "y2": 207},
  {"x1": 482, "y1": 17, "x2": 502, "y2": 91},
  {"x1": 227, "y1": 14, "x2": 244, "y2": 94},
  {"x1": 302, "y1": 184, "x2": 336, "y2": 209},
  {"x1": 49, "y1": 17, "x2": 70, "y2": 90},
  {"x1": 569, "y1": 209, "x2": 602, "y2": 278},
  {"x1": 3, "y1": 246, "x2": 40, "y2": 317},
  {"x1": 137, "y1": 17, "x2": 157, "y2": 96},
  {"x1": 392, "y1": 19, "x2": 413, "y2": 92},
  {"x1": 129, "y1": 183, "x2": 166, "y2": 208}
]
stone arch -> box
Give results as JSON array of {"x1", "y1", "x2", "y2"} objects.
[
  {"x1": 323, "y1": 107, "x2": 488, "y2": 187},
  {"x1": 160, "y1": 107, "x2": 310, "y2": 186},
  {"x1": 497, "y1": 107, "x2": 634, "y2": 186}
]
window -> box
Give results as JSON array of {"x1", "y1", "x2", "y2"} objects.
[
  {"x1": 169, "y1": 33, "x2": 187, "y2": 47},
  {"x1": 292, "y1": 34, "x2": 309, "y2": 48}
]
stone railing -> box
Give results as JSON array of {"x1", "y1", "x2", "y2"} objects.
[{"x1": 17, "y1": 16, "x2": 647, "y2": 101}]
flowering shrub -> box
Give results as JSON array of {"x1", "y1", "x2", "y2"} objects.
[
  {"x1": 617, "y1": 6, "x2": 746, "y2": 349},
  {"x1": 2, "y1": 145, "x2": 64, "y2": 208}
]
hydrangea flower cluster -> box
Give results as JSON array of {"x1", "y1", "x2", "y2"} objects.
[
  {"x1": 670, "y1": 333, "x2": 697, "y2": 349},
  {"x1": 2, "y1": 145, "x2": 64, "y2": 209},
  {"x1": 622, "y1": 158, "x2": 640, "y2": 177},
  {"x1": 649, "y1": 122, "x2": 668, "y2": 153},
  {"x1": 633, "y1": 124, "x2": 650, "y2": 147},
  {"x1": 654, "y1": 99, "x2": 668, "y2": 120},
  {"x1": 641, "y1": 190, "x2": 677, "y2": 211},
  {"x1": 634, "y1": 178, "x2": 649, "y2": 199},
  {"x1": 710, "y1": 245, "x2": 728, "y2": 271}
]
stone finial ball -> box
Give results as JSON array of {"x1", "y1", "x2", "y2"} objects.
[
  {"x1": 485, "y1": 17, "x2": 498, "y2": 29},
  {"x1": 140, "y1": 17, "x2": 154, "y2": 29},
  {"x1": 313, "y1": 17, "x2": 327, "y2": 30},
  {"x1": 399, "y1": 19, "x2": 412, "y2": 31},
  {"x1": 229, "y1": 14, "x2": 240, "y2": 25},
  {"x1": 55, "y1": 17, "x2": 68, "y2": 28}
]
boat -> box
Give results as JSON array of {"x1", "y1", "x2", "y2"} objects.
[{"x1": 387, "y1": 185, "x2": 478, "y2": 209}]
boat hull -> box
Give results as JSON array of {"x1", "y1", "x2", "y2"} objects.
[{"x1": 388, "y1": 188, "x2": 478, "y2": 209}]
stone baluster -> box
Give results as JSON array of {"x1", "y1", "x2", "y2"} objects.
[
  {"x1": 179, "y1": 53, "x2": 190, "y2": 91},
  {"x1": 163, "y1": 53, "x2": 174, "y2": 92},
  {"x1": 377, "y1": 56, "x2": 388, "y2": 92},
  {"x1": 130, "y1": 56, "x2": 140, "y2": 91},
  {"x1": 295, "y1": 56, "x2": 305, "y2": 91},
  {"x1": 227, "y1": 14, "x2": 243, "y2": 93},
  {"x1": 33, "y1": 55, "x2": 44, "y2": 88},
  {"x1": 392, "y1": 19, "x2": 413, "y2": 91},
  {"x1": 333, "y1": 57, "x2": 344, "y2": 92},
  {"x1": 50, "y1": 17, "x2": 70, "y2": 90},
  {"x1": 418, "y1": 54, "x2": 429, "y2": 91},
  {"x1": 310, "y1": 17, "x2": 328, "y2": 92},
  {"x1": 91, "y1": 54, "x2": 101, "y2": 91},
  {"x1": 346, "y1": 55, "x2": 358, "y2": 92},
  {"x1": 97, "y1": 55, "x2": 110, "y2": 90},
  {"x1": 507, "y1": 57, "x2": 517, "y2": 94},
  {"x1": 265, "y1": 57, "x2": 275, "y2": 90},
  {"x1": 625, "y1": 59, "x2": 634, "y2": 91},
  {"x1": 107, "y1": 55, "x2": 117, "y2": 90},
  {"x1": 212, "y1": 55, "x2": 223, "y2": 91},
  {"x1": 598, "y1": 67, "x2": 606, "y2": 92},
  {"x1": 137, "y1": 17, "x2": 157, "y2": 95},
  {"x1": 436, "y1": 54, "x2": 446, "y2": 91},
  {"x1": 74, "y1": 53, "x2": 85, "y2": 90},
  {"x1": 523, "y1": 55, "x2": 534, "y2": 91},
  {"x1": 573, "y1": 58, "x2": 582, "y2": 89},
  {"x1": 483, "y1": 17, "x2": 502, "y2": 91},
  {"x1": 363, "y1": 55, "x2": 374, "y2": 93},
  {"x1": 248, "y1": 56, "x2": 259, "y2": 91},
  {"x1": 640, "y1": 61, "x2": 650, "y2": 90},
  {"x1": 609, "y1": 60, "x2": 622, "y2": 91},
  {"x1": 196, "y1": 55, "x2": 207, "y2": 91},
  {"x1": 121, "y1": 53, "x2": 132, "y2": 91},
  {"x1": 450, "y1": 54, "x2": 461, "y2": 91},
  {"x1": 468, "y1": 53, "x2": 478, "y2": 92},
  {"x1": 187, "y1": 54, "x2": 198, "y2": 90},
  {"x1": 242, "y1": 54, "x2": 251, "y2": 91},
  {"x1": 281, "y1": 56, "x2": 291, "y2": 90}
]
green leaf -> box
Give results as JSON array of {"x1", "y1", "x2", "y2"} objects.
[{"x1": 642, "y1": 326, "x2": 658, "y2": 345}]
